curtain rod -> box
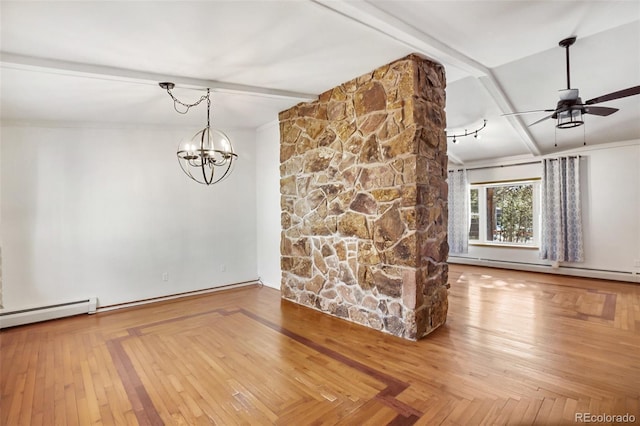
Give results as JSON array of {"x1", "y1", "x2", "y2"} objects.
[{"x1": 448, "y1": 155, "x2": 581, "y2": 173}]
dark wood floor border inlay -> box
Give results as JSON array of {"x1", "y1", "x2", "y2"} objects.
[
  {"x1": 106, "y1": 338, "x2": 164, "y2": 426},
  {"x1": 106, "y1": 307, "x2": 422, "y2": 425},
  {"x1": 596, "y1": 291, "x2": 617, "y2": 321},
  {"x1": 576, "y1": 290, "x2": 617, "y2": 321},
  {"x1": 239, "y1": 309, "x2": 422, "y2": 421}
]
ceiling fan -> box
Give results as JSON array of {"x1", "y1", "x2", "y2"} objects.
[{"x1": 504, "y1": 36, "x2": 640, "y2": 129}]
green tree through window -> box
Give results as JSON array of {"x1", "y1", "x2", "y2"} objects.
[
  {"x1": 469, "y1": 180, "x2": 539, "y2": 246},
  {"x1": 487, "y1": 185, "x2": 533, "y2": 243}
]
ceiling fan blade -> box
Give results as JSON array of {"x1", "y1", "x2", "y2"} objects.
[
  {"x1": 584, "y1": 106, "x2": 619, "y2": 116},
  {"x1": 585, "y1": 86, "x2": 640, "y2": 105},
  {"x1": 502, "y1": 109, "x2": 556, "y2": 117},
  {"x1": 528, "y1": 114, "x2": 554, "y2": 127}
]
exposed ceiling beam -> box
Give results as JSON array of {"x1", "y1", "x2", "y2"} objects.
[
  {"x1": 312, "y1": 0, "x2": 487, "y2": 78},
  {"x1": 478, "y1": 75, "x2": 542, "y2": 156},
  {"x1": 447, "y1": 151, "x2": 465, "y2": 166},
  {"x1": 0, "y1": 52, "x2": 317, "y2": 101},
  {"x1": 312, "y1": 0, "x2": 542, "y2": 157}
]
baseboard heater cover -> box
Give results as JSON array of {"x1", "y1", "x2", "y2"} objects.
[
  {"x1": 0, "y1": 298, "x2": 97, "y2": 329},
  {"x1": 448, "y1": 257, "x2": 639, "y2": 283}
]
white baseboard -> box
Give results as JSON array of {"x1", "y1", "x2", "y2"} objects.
[
  {"x1": 0, "y1": 280, "x2": 261, "y2": 329},
  {"x1": 448, "y1": 257, "x2": 639, "y2": 283},
  {"x1": 96, "y1": 280, "x2": 259, "y2": 313}
]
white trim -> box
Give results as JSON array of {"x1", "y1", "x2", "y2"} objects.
[
  {"x1": 312, "y1": 0, "x2": 486, "y2": 78},
  {"x1": 458, "y1": 153, "x2": 539, "y2": 170},
  {"x1": 0, "y1": 119, "x2": 204, "y2": 131},
  {"x1": 478, "y1": 75, "x2": 541, "y2": 156},
  {"x1": 0, "y1": 52, "x2": 317, "y2": 101},
  {"x1": 0, "y1": 118, "x2": 268, "y2": 132},
  {"x1": 460, "y1": 139, "x2": 640, "y2": 169},
  {"x1": 546, "y1": 138, "x2": 640, "y2": 156},
  {"x1": 449, "y1": 256, "x2": 639, "y2": 284},
  {"x1": 95, "y1": 280, "x2": 259, "y2": 313},
  {"x1": 447, "y1": 151, "x2": 465, "y2": 166}
]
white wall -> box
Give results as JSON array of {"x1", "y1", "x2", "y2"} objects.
[
  {"x1": 255, "y1": 120, "x2": 281, "y2": 289},
  {"x1": 10, "y1": 118, "x2": 630, "y2": 312},
  {"x1": 0, "y1": 124, "x2": 258, "y2": 309},
  {"x1": 450, "y1": 141, "x2": 640, "y2": 281}
]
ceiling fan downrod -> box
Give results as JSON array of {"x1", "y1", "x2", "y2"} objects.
[{"x1": 559, "y1": 36, "x2": 577, "y2": 90}]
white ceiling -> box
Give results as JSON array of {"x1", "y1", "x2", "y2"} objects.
[{"x1": 1, "y1": 1, "x2": 639, "y2": 164}]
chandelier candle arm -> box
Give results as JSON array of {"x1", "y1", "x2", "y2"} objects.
[{"x1": 160, "y1": 83, "x2": 237, "y2": 185}]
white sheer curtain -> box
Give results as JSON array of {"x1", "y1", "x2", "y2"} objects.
[
  {"x1": 448, "y1": 169, "x2": 469, "y2": 254},
  {"x1": 540, "y1": 156, "x2": 584, "y2": 262}
]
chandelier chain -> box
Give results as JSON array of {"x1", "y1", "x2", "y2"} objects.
[
  {"x1": 163, "y1": 87, "x2": 210, "y2": 115},
  {"x1": 207, "y1": 91, "x2": 211, "y2": 128}
]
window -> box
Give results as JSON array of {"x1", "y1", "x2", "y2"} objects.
[{"x1": 469, "y1": 180, "x2": 540, "y2": 246}]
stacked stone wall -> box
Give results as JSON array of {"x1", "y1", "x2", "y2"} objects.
[{"x1": 279, "y1": 54, "x2": 448, "y2": 340}]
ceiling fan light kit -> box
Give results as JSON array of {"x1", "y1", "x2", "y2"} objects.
[
  {"x1": 556, "y1": 109, "x2": 584, "y2": 129},
  {"x1": 159, "y1": 82, "x2": 237, "y2": 186}
]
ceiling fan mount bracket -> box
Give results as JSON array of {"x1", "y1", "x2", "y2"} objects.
[{"x1": 559, "y1": 36, "x2": 577, "y2": 48}]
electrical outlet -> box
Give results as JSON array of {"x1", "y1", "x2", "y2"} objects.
[
  {"x1": 162, "y1": 272, "x2": 169, "y2": 281},
  {"x1": 220, "y1": 264, "x2": 226, "y2": 272},
  {"x1": 634, "y1": 259, "x2": 640, "y2": 268}
]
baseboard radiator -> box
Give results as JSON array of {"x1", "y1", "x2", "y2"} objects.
[
  {"x1": 448, "y1": 257, "x2": 639, "y2": 283},
  {"x1": 0, "y1": 298, "x2": 97, "y2": 329}
]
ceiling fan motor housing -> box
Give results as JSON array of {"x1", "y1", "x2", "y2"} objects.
[{"x1": 559, "y1": 89, "x2": 579, "y2": 101}]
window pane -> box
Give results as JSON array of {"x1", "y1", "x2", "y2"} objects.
[
  {"x1": 470, "y1": 188, "x2": 479, "y2": 214},
  {"x1": 469, "y1": 214, "x2": 479, "y2": 240},
  {"x1": 485, "y1": 184, "x2": 533, "y2": 244},
  {"x1": 469, "y1": 188, "x2": 479, "y2": 240}
]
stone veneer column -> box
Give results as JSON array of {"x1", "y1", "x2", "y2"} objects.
[{"x1": 279, "y1": 54, "x2": 448, "y2": 340}]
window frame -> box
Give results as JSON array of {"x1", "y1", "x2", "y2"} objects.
[{"x1": 468, "y1": 178, "x2": 541, "y2": 248}]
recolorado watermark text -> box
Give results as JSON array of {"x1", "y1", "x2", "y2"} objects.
[{"x1": 575, "y1": 412, "x2": 636, "y2": 423}]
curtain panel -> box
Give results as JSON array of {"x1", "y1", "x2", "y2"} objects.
[
  {"x1": 540, "y1": 156, "x2": 584, "y2": 262},
  {"x1": 448, "y1": 169, "x2": 469, "y2": 254}
]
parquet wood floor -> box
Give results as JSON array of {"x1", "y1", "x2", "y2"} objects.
[{"x1": 1, "y1": 265, "x2": 639, "y2": 425}]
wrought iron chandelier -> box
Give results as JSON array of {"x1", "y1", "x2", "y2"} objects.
[{"x1": 159, "y1": 82, "x2": 237, "y2": 185}]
